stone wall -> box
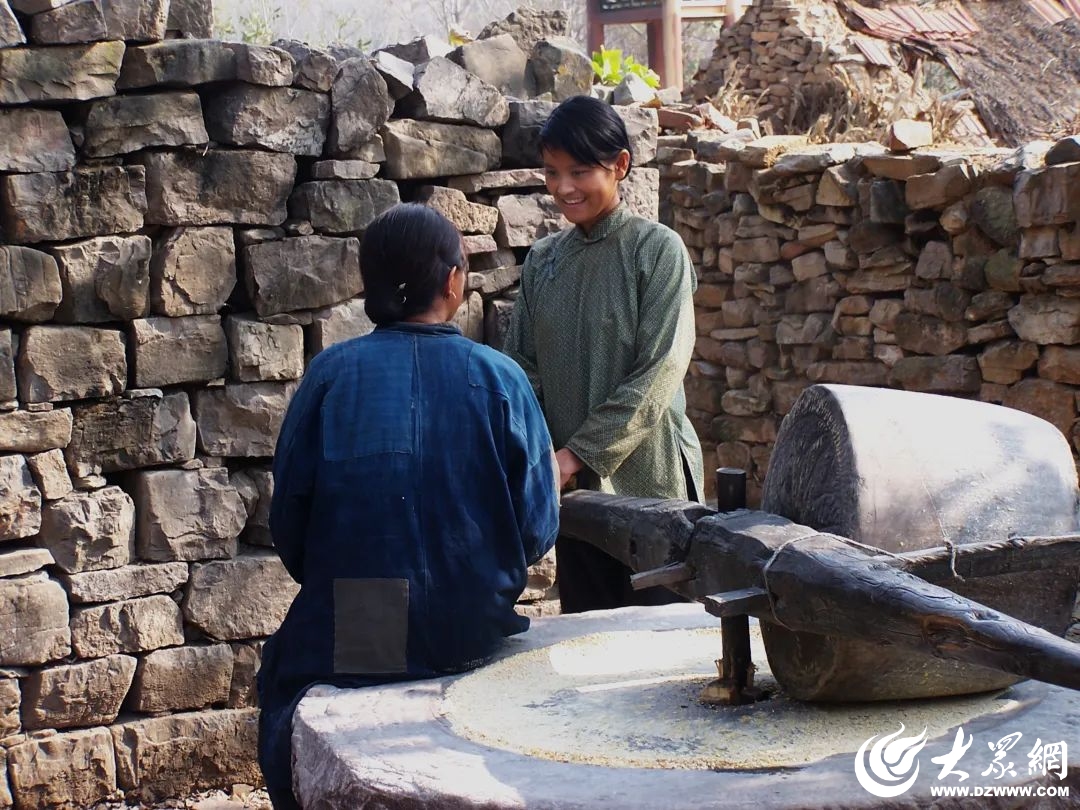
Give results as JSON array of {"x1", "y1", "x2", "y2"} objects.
[
  {"x1": 0, "y1": 3, "x2": 659, "y2": 806},
  {"x1": 659, "y1": 131, "x2": 1079, "y2": 510}
]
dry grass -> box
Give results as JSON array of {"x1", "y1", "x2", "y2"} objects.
[{"x1": 707, "y1": 54, "x2": 988, "y2": 147}]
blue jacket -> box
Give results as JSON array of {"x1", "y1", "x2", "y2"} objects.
[{"x1": 257, "y1": 322, "x2": 559, "y2": 807}]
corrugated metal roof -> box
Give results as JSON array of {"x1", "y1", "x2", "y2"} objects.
[
  {"x1": 842, "y1": 1, "x2": 983, "y2": 52},
  {"x1": 852, "y1": 34, "x2": 897, "y2": 65},
  {"x1": 1026, "y1": 0, "x2": 1072, "y2": 24}
]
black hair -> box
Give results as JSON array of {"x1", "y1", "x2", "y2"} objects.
[
  {"x1": 360, "y1": 204, "x2": 466, "y2": 325},
  {"x1": 539, "y1": 95, "x2": 634, "y2": 175}
]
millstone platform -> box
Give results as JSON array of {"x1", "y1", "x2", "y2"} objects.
[{"x1": 293, "y1": 605, "x2": 1080, "y2": 808}]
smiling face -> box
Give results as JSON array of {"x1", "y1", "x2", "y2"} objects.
[{"x1": 542, "y1": 147, "x2": 630, "y2": 234}]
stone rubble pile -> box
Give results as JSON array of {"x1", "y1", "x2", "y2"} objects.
[
  {"x1": 658, "y1": 129, "x2": 1080, "y2": 509},
  {"x1": 0, "y1": 1, "x2": 659, "y2": 806}
]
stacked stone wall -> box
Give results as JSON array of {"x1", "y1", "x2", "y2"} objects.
[
  {"x1": 659, "y1": 132, "x2": 1080, "y2": 513},
  {"x1": 0, "y1": 2, "x2": 659, "y2": 805}
]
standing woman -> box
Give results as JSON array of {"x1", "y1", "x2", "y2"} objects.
[
  {"x1": 258, "y1": 204, "x2": 559, "y2": 809},
  {"x1": 504, "y1": 95, "x2": 704, "y2": 614}
]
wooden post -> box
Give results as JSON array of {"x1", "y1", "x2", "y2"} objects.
[
  {"x1": 586, "y1": 0, "x2": 605, "y2": 56},
  {"x1": 660, "y1": 0, "x2": 682, "y2": 89},
  {"x1": 712, "y1": 468, "x2": 757, "y2": 705},
  {"x1": 646, "y1": 20, "x2": 664, "y2": 82}
]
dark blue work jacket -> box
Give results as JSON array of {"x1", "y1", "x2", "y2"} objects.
[{"x1": 257, "y1": 322, "x2": 559, "y2": 807}]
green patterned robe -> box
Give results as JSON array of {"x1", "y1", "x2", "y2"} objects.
[{"x1": 504, "y1": 204, "x2": 704, "y2": 501}]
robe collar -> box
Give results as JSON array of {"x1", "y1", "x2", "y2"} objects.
[
  {"x1": 572, "y1": 203, "x2": 631, "y2": 244},
  {"x1": 378, "y1": 322, "x2": 462, "y2": 337}
]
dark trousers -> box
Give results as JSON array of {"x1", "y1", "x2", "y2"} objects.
[
  {"x1": 557, "y1": 458, "x2": 697, "y2": 614},
  {"x1": 555, "y1": 534, "x2": 687, "y2": 613}
]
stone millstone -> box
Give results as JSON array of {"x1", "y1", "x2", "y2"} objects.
[{"x1": 294, "y1": 605, "x2": 1080, "y2": 809}]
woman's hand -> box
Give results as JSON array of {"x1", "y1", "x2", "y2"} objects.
[{"x1": 555, "y1": 447, "x2": 584, "y2": 489}]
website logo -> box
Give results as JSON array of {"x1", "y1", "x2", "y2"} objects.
[{"x1": 853, "y1": 724, "x2": 928, "y2": 798}]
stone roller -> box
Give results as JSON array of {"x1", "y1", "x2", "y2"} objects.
[{"x1": 559, "y1": 384, "x2": 1080, "y2": 702}]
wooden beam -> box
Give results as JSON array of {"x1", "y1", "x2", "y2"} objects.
[
  {"x1": 630, "y1": 561, "x2": 693, "y2": 590},
  {"x1": 888, "y1": 533, "x2": 1080, "y2": 582},
  {"x1": 701, "y1": 587, "x2": 770, "y2": 618}
]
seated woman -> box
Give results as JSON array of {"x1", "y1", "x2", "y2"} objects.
[{"x1": 257, "y1": 204, "x2": 560, "y2": 809}]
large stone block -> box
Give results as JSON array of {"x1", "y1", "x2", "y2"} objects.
[
  {"x1": 400, "y1": 57, "x2": 509, "y2": 127},
  {"x1": 167, "y1": 0, "x2": 213, "y2": 37},
  {"x1": 0, "y1": 109, "x2": 74, "y2": 172},
  {"x1": 139, "y1": 149, "x2": 295, "y2": 227},
  {"x1": 0, "y1": 748, "x2": 8, "y2": 809},
  {"x1": 0, "y1": 409, "x2": 71, "y2": 453},
  {"x1": 889, "y1": 355, "x2": 981, "y2": 394},
  {"x1": 229, "y1": 42, "x2": 294, "y2": 86},
  {"x1": 245, "y1": 236, "x2": 361, "y2": 316},
  {"x1": 893, "y1": 313, "x2": 968, "y2": 356},
  {"x1": 452, "y1": 290, "x2": 483, "y2": 342},
  {"x1": 272, "y1": 38, "x2": 337, "y2": 92},
  {"x1": 83, "y1": 91, "x2": 207, "y2": 157},
  {"x1": 0, "y1": 0, "x2": 23, "y2": 48},
  {"x1": 620, "y1": 167, "x2": 660, "y2": 222},
  {"x1": 129, "y1": 643, "x2": 233, "y2": 713},
  {"x1": 230, "y1": 466, "x2": 272, "y2": 546},
  {"x1": 17, "y1": 325, "x2": 125, "y2": 403},
  {"x1": 0, "y1": 676, "x2": 17, "y2": 736},
  {"x1": 204, "y1": 85, "x2": 330, "y2": 156},
  {"x1": 21, "y1": 654, "x2": 136, "y2": 729},
  {"x1": 1007, "y1": 295, "x2": 1080, "y2": 345},
  {"x1": 0, "y1": 547, "x2": 53, "y2": 578},
  {"x1": 111, "y1": 709, "x2": 260, "y2": 802},
  {"x1": 527, "y1": 36, "x2": 591, "y2": 100},
  {"x1": 183, "y1": 552, "x2": 298, "y2": 640},
  {"x1": 61, "y1": 561, "x2": 188, "y2": 603},
  {"x1": 1038, "y1": 346, "x2": 1080, "y2": 385},
  {"x1": 70, "y1": 594, "x2": 184, "y2": 657},
  {"x1": 0, "y1": 40, "x2": 123, "y2": 102},
  {"x1": 225, "y1": 316, "x2": 303, "y2": 382},
  {"x1": 228, "y1": 640, "x2": 263, "y2": 707},
  {"x1": 0, "y1": 454, "x2": 40, "y2": 542},
  {"x1": 382, "y1": 119, "x2": 501, "y2": 179},
  {"x1": 501, "y1": 99, "x2": 556, "y2": 168},
  {"x1": 101, "y1": 0, "x2": 168, "y2": 40},
  {"x1": 494, "y1": 194, "x2": 566, "y2": 247},
  {"x1": 289, "y1": 179, "x2": 399, "y2": 235},
  {"x1": 0, "y1": 330, "x2": 14, "y2": 403},
  {"x1": 1014, "y1": 163, "x2": 1080, "y2": 228},
  {"x1": 150, "y1": 226, "x2": 235, "y2": 317},
  {"x1": 7, "y1": 728, "x2": 116, "y2": 809},
  {"x1": 448, "y1": 33, "x2": 527, "y2": 98},
  {"x1": 193, "y1": 382, "x2": 297, "y2": 458},
  {"x1": 66, "y1": 391, "x2": 196, "y2": 477},
  {"x1": 419, "y1": 185, "x2": 498, "y2": 234},
  {"x1": 328, "y1": 56, "x2": 394, "y2": 155},
  {"x1": 1, "y1": 166, "x2": 146, "y2": 245},
  {"x1": 308, "y1": 298, "x2": 375, "y2": 355},
  {"x1": 132, "y1": 466, "x2": 245, "y2": 562},
  {"x1": 0, "y1": 573, "x2": 69, "y2": 665},
  {"x1": 118, "y1": 39, "x2": 237, "y2": 89},
  {"x1": 38, "y1": 486, "x2": 134, "y2": 573},
  {"x1": 483, "y1": 297, "x2": 514, "y2": 350},
  {"x1": 29, "y1": 0, "x2": 108, "y2": 44},
  {"x1": 1002, "y1": 378, "x2": 1077, "y2": 437},
  {"x1": 0, "y1": 246, "x2": 62, "y2": 322},
  {"x1": 27, "y1": 448, "x2": 71, "y2": 500},
  {"x1": 131, "y1": 316, "x2": 227, "y2": 388},
  {"x1": 51, "y1": 235, "x2": 151, "y2": 323}
]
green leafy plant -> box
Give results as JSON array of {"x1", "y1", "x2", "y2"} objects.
[{"x1": 591, "y1": 46, "x2": 660, "y2": 89}]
